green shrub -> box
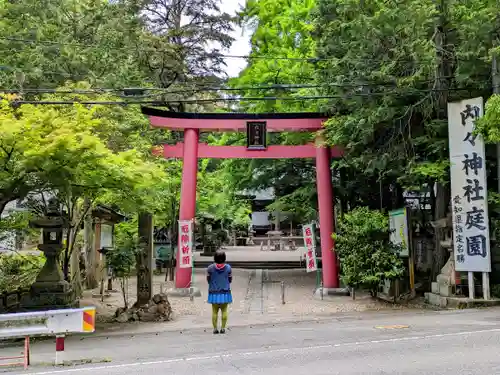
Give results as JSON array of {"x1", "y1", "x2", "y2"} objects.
[
  {"x1": 491, "y1": 284, "x2": 500, "y2": 299},
  {"x1": 334, "y1": 207, "x2": 405, "y2": 297},
  {"x1": 106, "y1": 221, "x2": 138, "y2": 308},
  {"x1": 0, "y1": 253, "x2": 46, "y2": 293}
]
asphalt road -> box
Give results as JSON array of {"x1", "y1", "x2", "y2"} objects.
[{"x1": 4, "y1": 308, "x2": 500, "y2": 375}]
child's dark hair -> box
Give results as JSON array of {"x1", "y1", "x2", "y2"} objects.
[{"x1": 214, "y1": 250, "x2": 226, "y2": 264}]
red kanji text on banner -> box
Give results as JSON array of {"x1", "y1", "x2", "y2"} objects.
[
  {"x1": 178, "y1": 220, "x2": 193, "y2": 268},
  {"x1": 302, "y1": 224, "x2": 318, "y2": 273}
]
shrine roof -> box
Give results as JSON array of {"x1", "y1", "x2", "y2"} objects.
[
  {"x1": 141, "y1": 107, "x2": 328, "y2": 132},
  {"x1": 92, "y1": 204, "x2": 126, "y2": 223}
]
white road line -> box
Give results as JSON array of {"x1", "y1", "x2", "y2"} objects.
[{"x1": 22, "y1": 327, "x2": 500, "y2": 375}]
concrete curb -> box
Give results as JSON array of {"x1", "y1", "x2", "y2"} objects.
[
  {"x1": 166, "y1": 287, "x2": 202, "y2": 297},
  {"x1": 2, "y1": 306, "x2": 499, "y2": 349}
]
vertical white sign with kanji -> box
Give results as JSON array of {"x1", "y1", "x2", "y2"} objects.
[
  {"x1": 302, "y1": 223, "x2": 317, "y2": 273},
  {"x1": 448, "y1": 97, "x2": 491, "y2": 272},
  {"x1": 178, "y1": 220, "x2": 193, "y2": 268},
  {"x1": 389, "y1": 208, "x2": 409, "y2": 257}
]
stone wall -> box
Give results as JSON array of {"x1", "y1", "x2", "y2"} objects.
[{"x1": 0, "y1": 289, "x2": 30, "y2": 313}]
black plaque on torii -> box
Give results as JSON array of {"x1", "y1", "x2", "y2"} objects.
[{"x1": 246, "y1": 121, "x2": 267, "y2": 150}]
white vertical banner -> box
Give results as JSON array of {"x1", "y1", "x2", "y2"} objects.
[
  {"x1": 448, "y1": 97, "x2": 491, "y2": 272},
  {"x1": 178, "y1": 220, "x2": 194, "y2": 268},
  {"x1": 302, "y1": 223, "x2": 317, "y2": 272},
  {"x1": 100, "y1": 224, "x2": 113, "y2": 249}
]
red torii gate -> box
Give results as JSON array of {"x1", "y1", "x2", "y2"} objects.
[{"x1": 142, "y1": 107, "x2": 343, "y2": 293}]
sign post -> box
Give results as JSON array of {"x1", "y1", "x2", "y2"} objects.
[{"x1": 448, "y1": 97, "x2": 491, "y2": 300}]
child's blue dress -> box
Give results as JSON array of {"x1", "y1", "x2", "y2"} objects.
[{"x1": 207, "y1": 263, "x2": 233, "y2": 304}]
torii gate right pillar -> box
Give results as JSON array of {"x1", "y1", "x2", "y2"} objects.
[{"x1": 315, "y1": 137, "x2": 340, "y2": 290}]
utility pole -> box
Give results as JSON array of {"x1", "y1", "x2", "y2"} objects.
[
  {"x1": 489, "y1": 31, "x2": 499, "y2": 301},
  {"x1": 493, "y1": 45, "x2": 500, "y2": 191}
]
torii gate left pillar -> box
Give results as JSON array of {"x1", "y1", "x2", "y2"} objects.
[
  {"x1": 142, "y1": 108, "x2": 347, "y2": 297},
  {"x1": 178, "y1": 128, "x2": 199, "y2": 289}
]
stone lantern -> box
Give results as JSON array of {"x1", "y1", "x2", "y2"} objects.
[{"x1": 21, "y1": 198, "x2": 74, "y2": 310}]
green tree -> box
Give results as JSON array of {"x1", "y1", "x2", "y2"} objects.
[
  {"x1": 232, "y1": 0, "x2": 318, "y2": 112},
  {"x1": 313, "y1": 0, "x2": 495, "y2": 220},
  {"x1": 0, "y1": 0, "x2": 146, "y2": 88},
  {"x1": 220, "y1": 0, "x2": 321, "y2": 223},
  {"x1": 197, "y1": 161, "x2": 252, "y2": 227},
  {"x1": 333, "y1": 207, "x2": 405, "y2": 298},
  {"x1": 450, "y1": 0, "x2": 496, "y2": 94},
  {"x1": 0, "y1": 91, "x2": 170, "y2": 295},
  {"x1": 0, "y1": 96, "x2": 109, "y2": 216},
  {"x1": 476, "y1": 95, "x2": 500, "y2": 142},
  {"x1": 0, "y1": 0, "x2": 240, "y2": 296},
  {"x1": 315, "y1": 0, "x2": 441, "y2": 209},
  {"x1": 312, "y1": 0, "x2": 500, "y2": 284},
  {"x1": 137, "y1": 0, "x2": 235, "y2": 92}
]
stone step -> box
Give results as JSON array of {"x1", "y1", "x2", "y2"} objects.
[
  {"x1": 193, "y1": 261, "x2": 302, "y2": 269},
  {"x1": 436, "y1": 274, "x2": 452, "y2": 284},
  {"x1": 431, "y1": 281, "x2": 453, "y2": 297},
  {"x1": 431, "y1": 282, "x2": 439, "y2": 294}
]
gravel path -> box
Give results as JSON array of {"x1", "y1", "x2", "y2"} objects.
[{"x1": 80, "y1": 267, "x2": 423, "y2": 328}]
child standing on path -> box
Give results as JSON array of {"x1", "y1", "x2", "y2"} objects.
[{"x1": 207, "y1": 250, "x2": 232, "y2": 334}]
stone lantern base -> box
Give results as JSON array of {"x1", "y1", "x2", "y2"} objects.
[{"x1": 20, "y1": 280, "x2": 76, "y2": 311}]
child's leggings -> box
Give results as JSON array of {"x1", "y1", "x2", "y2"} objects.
[{"x1": 211, "y1": 303, "x2": 228, "y2": 329}]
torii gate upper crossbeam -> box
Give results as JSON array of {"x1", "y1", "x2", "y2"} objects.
[{"x1": 142, "y1": 107, "x2": 326, "y2": 132}]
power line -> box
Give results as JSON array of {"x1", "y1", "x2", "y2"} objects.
[
  {"x1": 8, "y1": 87, "x2": 480, "y2": 106},
  {"x1": 0, "y1": 75, "x2": 482, "y2": 95},
  {"x1": 0, "y1": 82, "x2": 408, "y2": 94},
  {"x1": 0, "y1": 36, "x2": 319, "y2": 60},
  {"x1": 0, "y1": 65, "x2": 89, "y2": 79}
]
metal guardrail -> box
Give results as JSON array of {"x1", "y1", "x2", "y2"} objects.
[{"x1": 0, "y1": 306, "x2": 96, "y2": 368}]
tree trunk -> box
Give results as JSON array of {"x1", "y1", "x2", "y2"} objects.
[
  {"x1": 434, "y1": 183, "x2": 450, "y2": 270},
  {"x1": 432, "y1": 0, "x2": 452, "y2": 276},
  {"x1": 0, "y1": 199, "x2": 9, "y2": 218},
  {"x1": 70, "y1": 229, "x2": 83, "y2": 298},
  {"x1": 84, "y1": 197, "x2": 98, "y2": 289},
  {"x1": 120, "y1": 277, "x2": 128, "y2": 310},
  {"x1": 136, "y1": 212, "x2": 154, "y2": 306},
  {"x1": 63, "y1": 224, "x2": 71, "y2": 280}
]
